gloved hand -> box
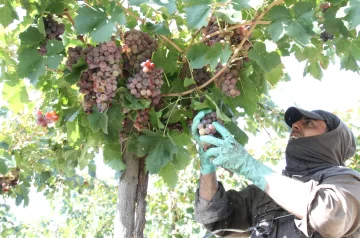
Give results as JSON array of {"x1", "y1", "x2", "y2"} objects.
[
  {"x1": 191, "y1": 109, "x2": 216, "y2": 174},
  {"x1": 200, "y1": 122, "x2": 273, "y2": 190}
]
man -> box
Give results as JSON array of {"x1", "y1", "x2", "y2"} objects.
[{"x1": 192, "y1": 107, "x2": 360, "y2": 237}]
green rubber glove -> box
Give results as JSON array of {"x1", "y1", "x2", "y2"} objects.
[
  {"x1": 200, "y1": 122, "x2": 273, "y2": 190},
  {"x1": 191, "y1": 109, "x2": 216, "y2": 175}
]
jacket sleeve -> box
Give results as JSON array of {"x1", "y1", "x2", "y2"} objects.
[
  {"x1": 295, "y1": 174, "x2": 360, "y2": 238},
  {"x1": 194, "y1": 182, "x2": 259, "y2": 237}
]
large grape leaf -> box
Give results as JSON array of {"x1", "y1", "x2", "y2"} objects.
[
  {"x1": 152, "y1": 47, "x2": 180, "y2": 74},
  {"x1": 19, "y1": 27, "x2": 45, "y2": 47},
  {"x1": 45, "y1": 0, "x2": 66, "y2": 14},
  {"x1": 0, "y1": 0, "x2": 19, "y2": 27},
  {"x1": 268, "y1": 3, "x2": 315, "y2": 46},
  {"x1": 248, "y1": 42, "x2": 281, "y2": 72},
  {"x1": 129, "y1": 0, "x2": 177, "y2": 14},
  {"x1": 205, "y1": 43, "x2": 232, "y2": 70},
  {"x1": 187, "y1": 43, "x2": 208, "y2": 69},
  {"x1": 17, "y1": 47, "x2": 46, "y2": 83},
  {"x1": 237, "y1": 69, "x2": 265, "y2": 116},
  {"x1": 336, "y1": 0, "x2": 360, "y2": 30},
  {"x1": 158, "y1": 163, "x2": 178, "y2": 188},
  {"x1": 232, "y1": 0, "x2": 264, "y2": 11},
  {"x1": 185, "y1": 4, "x2": 211, "y2": 29},
  {"x1": 137, "y1": 130, "x2": 177, "y2": 174},
  {"x1": 2, "y1": 81, "x2": 29, "y2": 114},
  {"x1": 103, "y1": 144, "x2": 125, "y2": 171},
  {"x1": 87, "y1": 107, "x2": 108, "y2": 134},
  {"x1": 75, "y1": 5, "x2": 126, "y2": 42}
]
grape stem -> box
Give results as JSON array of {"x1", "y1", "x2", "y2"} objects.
[
  {"x1": 158, "y1": 35, "x2": 184, "y2": 54},
  {"x1": 122, "y1": 7, "x2": 146, "y2": 24},
  {"x1": 63, "y1": 11, "x2": 75, "y2": 28},
  {"x1": 198, "y1": 21, "x2": 271, "y2": 44},
  {"x1": 161, "y1": 0, "x2": 284, "y2": 97},
  {"x1": 45, "y1": 68, "x2": 63, "y2": 73},
  {"x1": 163, "y1": 96, "x2": 181, "y2": 136}
]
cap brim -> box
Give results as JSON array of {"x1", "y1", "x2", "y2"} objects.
[{"x1": 285, "y1": 107, "x2": 325, "y2": 127}]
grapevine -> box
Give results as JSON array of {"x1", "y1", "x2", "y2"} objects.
[
  {"x1": 133, "y1": 108, "x2": 150, "y2": 131},
  {"x1": 36, "y1": 110, "x2": 59, "y2": 127},
  {"x1": 38, "y1": 15, "x2": 65, "y2": 56},
  {"x1": 122, "y1": 29, "x2": 158, "y2": 75},
  {"x1": 197, "y1": 112, "x2": 224, "y2": 151},
  {"x1": 214, "y1": 60, "x2": 242, "y2": 98},
  {"x1": 126, "y1": 59, "x2": 164, "y2": 105},
  {"x1": 67, "y1": 41, "x2": 123, "y2": 113}
]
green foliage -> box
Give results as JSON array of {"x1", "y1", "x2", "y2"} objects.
[{"x1": 1, "y1": 0, "x2": 360, "y2": 235}]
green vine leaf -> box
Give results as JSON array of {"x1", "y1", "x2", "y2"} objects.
[
  {"x1": 137, "y1": 130, "x2": 177, "y2": 174},
  {"x1": 185, "y1": 4, "x2": 211, "y2": 29},
  {"x1": 17, "y1": 47, "x2": 46, "y2": 83},
  {"x1": 248, "y1": 42, "x2": 281, "y2": 72},
  {"x1": 336, "y1": 0, "x2": 360, "y2": 30},
  {"x1": 205, "y1": 43, "x2": 232, "y2": 70},
  {"x1": 87, "y1": 107, "x2": 108, "y2": 134},
  {"x1": 103, "y1": 144, "x2": 125, "y2": 171},
  {"x1": 75, "y1": 5, "x2": 126, "y2": 42},
  {"x1": 187, "y1": 43, "x2": 208, "y2": 69},
  {"x1": 268, "y1": 3, "x2": 315, "y2": 45},
  {"x1": 0, "y1": 0, "x2": 19, "y2": 27},
  {"x1": 19, "y1": 27, "x2": 45, "y2": 47}
]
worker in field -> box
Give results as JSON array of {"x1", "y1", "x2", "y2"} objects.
[{"x1": 192, "y1": 107, "x2": 360, "y2": 237}]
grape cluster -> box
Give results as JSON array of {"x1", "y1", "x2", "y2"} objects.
[
  {"x1": 320, "y1": 31, "x2": 334, "y2": 42},
  {"x1": 1, "y1": 180, "x2": 17, "y2": 193},
  {"x1": 38, "y1": 15, "x2": 65, "y2": 56},
  {"x1": 133, "y1": 108, "x2": 150, "y2": 131},
  {"x1": 126, "y1": 60, "x2": 164, "y2": 105},
  {"x1": 197, "y1": 112, "x2": 224, "y2": 151},
  {"x1": 36, "y1": 110, "x2": 59, "y2": 127},
  {"x1": 68, "y1": 41, "x2": 123, "y2": 113},
  {"x1": 193, "y1": 67, "x2": 212, "y2": 86},
  {"x1": 215, "y1": 60, "x2": 242, "y2": 98},
  {"x1": 65, "y1": 46, "x2": 84, "y2": 70},
  {"x1": 202, "y1": 16, "x2": 252, "y2": 47},
  {"x1": 122, "y1": 29, "x2": 158, "y2": 74}
]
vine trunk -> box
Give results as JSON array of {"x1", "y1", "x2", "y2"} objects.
[{"x1": 114, "y1": 150, "x2": 149, "y2": 238}]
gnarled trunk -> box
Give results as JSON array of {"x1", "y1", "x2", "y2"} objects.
[{"x1": 114, "y1": 151, "x2": 149, "y2": 238}]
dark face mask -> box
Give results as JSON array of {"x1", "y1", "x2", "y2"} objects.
[{"x1": 284, "y1": 122, "x2": 356, "y2": 182}]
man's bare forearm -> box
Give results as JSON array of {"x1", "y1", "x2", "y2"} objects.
[{"x1": 199, "y1": 172, "x2": 219, "y2": 201}]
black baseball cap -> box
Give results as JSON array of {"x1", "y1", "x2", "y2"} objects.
[{"x1": 285, "y1": 107, "x2": 340, "y2": 131}]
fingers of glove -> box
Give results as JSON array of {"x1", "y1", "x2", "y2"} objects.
[
  {"x1": 212, "y1": 122, "x2": 233, "y2": 139},
  {"x1": 212, "y1": 157, "x2": 223, "y2": 167},
  {"x1": 191, "y1": 109, "x2": 213, "y2": 135},
  {"x1": 204, "y1": 147, "x2": 220, "y2": 158},
  {"x1": 200, "y1": 135, "x2": 225, "y2": 146}
]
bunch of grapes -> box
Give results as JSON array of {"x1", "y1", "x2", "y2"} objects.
[
  {"x1": 197, "y1": 112, "x2": 224, "y2": 151},
  {"x1": 202, "y1": 16, "x2": 252, "y2": 47},
  {"x1": 69, "y1": 41, "x2": 123, "y2": 113},
  {"x1": 320, "y1": 31, "x2": 334, "y2": 42},
  {"x1": 193, "y1": 67, "x2": 212, "y2": 86},
  {"x1": 133, "y1": 108, "x2": 150, "y2": 131},
  {"x1": 214, "y1": 60, "x2": 242, "y2": 98},
  {"x1": 122, "y1": 29, "x2": 158, "y2": 74},
  {"x1": 65, "y1": 46, "x2": 84, "y2": 70},
  {"x1": 38, "y1": 15, "x2": 65, "y2": 56},
  {"x1": 36, "y1": 110, "x2": 59, "y2": 127},
  {"x1": 126, "y1": 60, "x2": 164, "y2": 105}
]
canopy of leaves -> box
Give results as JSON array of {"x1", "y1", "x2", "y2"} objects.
[{"x1": 0, "y1": 1, "x2": 359, "y2": 235}]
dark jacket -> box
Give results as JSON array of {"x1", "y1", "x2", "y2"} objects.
[{"x1": 195, "y1": 121, "x2": 360, "y2": 237}]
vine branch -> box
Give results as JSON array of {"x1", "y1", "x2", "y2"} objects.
[
  {"x1": 161, "y1": 0, "x2": 284, "y2": 97},
  {"x1": 199, "y1": 21, "x2": 271, "y2": 44},
  {"x1": 158, "y1": 35, "x2": 184, "y2": 54}
]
